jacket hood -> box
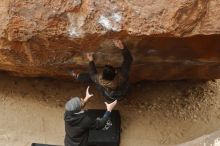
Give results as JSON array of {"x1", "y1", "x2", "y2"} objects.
[{"x1": 64, "y1": 111, "x2": 85, "y2": 124}]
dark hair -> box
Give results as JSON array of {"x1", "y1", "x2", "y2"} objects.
[{"x1": 102, "y1": 65, "x2": 116, "y2": 81}]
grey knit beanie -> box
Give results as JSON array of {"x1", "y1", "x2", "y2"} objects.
[{"x1": 65, "y1": 97, "x2": 81, "y2": 113}]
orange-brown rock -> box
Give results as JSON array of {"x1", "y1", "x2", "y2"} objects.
[{"x1": 0, "y1": 0, "x2": 220, "y2": 81}]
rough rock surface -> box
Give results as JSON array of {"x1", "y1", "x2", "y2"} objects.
[{"x1": 0, "y1": 0, "x2": 220, "y2": 81}]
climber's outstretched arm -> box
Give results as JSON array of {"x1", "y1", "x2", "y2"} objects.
[{"x1": 113, "y1": 40, "x2": 133, "y2": 78}]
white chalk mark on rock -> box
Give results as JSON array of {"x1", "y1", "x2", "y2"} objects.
[
  {"x1": 98, "y1": 12, "x2": 122, "y2": 32},
  {"x1": 98, "y1": 15, "x2": 112, "y2": 30},
  {"x1": 112, "y1": 12, "x2": 122, "y2": 22},
  {"x1": 214, "y1": 138, "x2": 220, "y2": 146},
  {"x1": 68, "y1": 27, "x2": 80, "y2": 37},
  {"x1": 67, "y1": 13, "x2": 85, "y2": 38}
]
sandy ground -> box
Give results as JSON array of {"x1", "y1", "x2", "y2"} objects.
[{"x1": 0, "y1": 73, "x2": 220, "y2": 146}]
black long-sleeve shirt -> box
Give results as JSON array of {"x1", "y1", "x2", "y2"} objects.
[
  {"x1": 76, "y1": 48, "x2": 133, "y2": 102},
  {"x1": 89, "y1": 48, "x2": 133, "y2": 81},
  {"x1": 119, "y1": 48, "x2": 133, "y2": 78}
]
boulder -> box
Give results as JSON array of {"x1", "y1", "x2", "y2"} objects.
[{"x1": 0, "y1": 0, "x2": 220, "y2": 81}]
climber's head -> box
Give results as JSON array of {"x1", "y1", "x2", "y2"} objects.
[{"x1": 102, "y1": 65, "x2": 116, "y2": 81}]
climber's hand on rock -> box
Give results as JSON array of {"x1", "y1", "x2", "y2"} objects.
[
  {"x1": 113, "y1": 39, "x2": 124, "y2": 49},
  {"x1": 72, "y1": 70, "x2": 78, "y2": 79},
  {"x1": 68, "y1": 69, "x2": 78, "y2": 79},
  {"x1": 86, "y1": 53, "x2": 94, "y2": 61}
]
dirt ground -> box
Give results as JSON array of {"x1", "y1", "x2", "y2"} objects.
[{"x1": 0, "y1": 73, "x2": 220, "y2": 146}]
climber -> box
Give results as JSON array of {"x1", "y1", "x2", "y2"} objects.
[
  {"x1": 64, "y1": 86, "x2": 117, "y2": 146},
  {"x1": 69, "y1": 39, "x2": 133, "y2": 103}
]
